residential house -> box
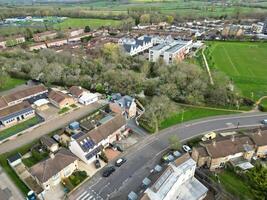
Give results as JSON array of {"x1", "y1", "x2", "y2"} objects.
[
  {"x1": 119, "y1": 35, "x2": 153, "y2": 56},
  {"x1": 69, "y1": 86, "x2": 98, "y2": 105},
  {"x1": 140, "y1": 154, "x2": 208, "y2": 200},
  {"x1": 0, "y1": 101, "x2": 35, "y2": 128},
  {"x1": 28, "y1": 42, "x2": 47, "y2": 51},
  {"x1": 67, "y1": 33, "x2": 92, "y2": 44},
  {"x1": 69, "y1": 114, "x2": 127, "y2": 164},
  {"x1": 46, "y1": 38, "x2": 68, "y2": 48},
  {"x1": 251, "y1": 22, "x2": 264, "y2": 34},
  {"x1": 33, "y1": 31, "x2": 58, "y2": 42},
  {"x1": 40, "y1": 136, "x2": 59, "y2": 153},
  {"x1": 0, "y1": 85, "x2": 48, "y2": 110},
  {"x1": 192, "y1": 136, "x2": 255, "y2": 171},
  {"x1": 250, "y1": 130, "x2": 267, "y2": 158},
  {"x1": 66, "y1": 28, "x2": 84, "y2": 37},
  {"x1": 29, "y1": 148, "x2": 78, "y2": 190},
  {"x1": 149, "y1": 40, "x2": 192, "y2": 64},
  {"x1": 0, "y1": 35, "x2": 25, "y2": 49},
  {"x1": 221, "y1": 25, "x2": 244, "y2": 37},
  {"x1": 48, "y1": 90, "x2": 75, "y2": 109},
  {"x1": 109, "y1": 93, "x2": 137, "y2": 118}
]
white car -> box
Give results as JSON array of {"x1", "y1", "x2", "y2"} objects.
[{"x1": 182, "y1": 145, "x2": 192, "y2": 153}]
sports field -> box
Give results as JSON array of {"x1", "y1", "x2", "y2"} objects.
[
  {"x1": 54, "y1": 18, "x2": 121, "y2": 29},
  {"x1": 208, "y1": 41, "x2": 267, "y2": 100}
]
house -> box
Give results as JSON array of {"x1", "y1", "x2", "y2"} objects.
[
  {"x1": 0, "y1": 85, "x2": 48, "y2": 110},
  {"x1": 250, "y1": 130, "x2": 267, "y2": 158},
  {"x1": 67, "y1": 33, "x2": 91, "y2": 44},
  {"x1": 109, "y1": 93, "x2": 137, "y2": 118},
  {"x1": 69, "y1": 86, "x2": 98, "y2": 105},
  {"x1": 251, "y1": 22, "x2": 264, "y2": 34},
  {"x1": 48, "y1": 90, "x2": 75, "y2": 109},
  {"x1": 0, "y1": 101, "x2": 35, "y2": 128},
  {"x1": 0, "y1": 35, "x2": 25, "y2": 49},
  {"x1": 29, "y1": 148, "x2": 78, "y2": 190},
  {"x1": 40, "y1": 136, "x2": 59, "y2": 153},
  {"x1": 140, "y1": 154, "x2": 208, "y2": 200},
  {"x1": 69, "y1": 114, "x2": 127, "y2": 164},
  {"x1": 29, "y1": 42, "x2": 47, "y2": 51},
  {"x1": 192, "y1": 136, "x2": 255, "y2": 171},
  {"x1": 46, "y1": 38, "x2": 68, "y2": 48},
  {"x1": 149, "y1": 40, "x2": 192, "y2": 64},
  {"x1": 33, "y1": 31, "x2": 58, "y2": 42},
  {"x1": 221, "y1": 25, "x2": 244, "y2": 37},
  {"x1": 119, "y1": 35, "x2": 153, "y2": 56},
  {"x1": 66, "y1": 28, "x2": 84, "y2": 37}
]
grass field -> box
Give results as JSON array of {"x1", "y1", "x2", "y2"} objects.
[
  {"x1": 160, "y1": 106, "x2": 238, "y2": 130},
  {"x1": 207, "y1": 41, "x2": 267, "y2": 100},
  {"x1": 0, "y1": 78, "x2": 25, "y2": 92},
  {"x1": 213, "y1": 170, "x2": 255, "y2": 199},
  {"x1": 54, "y1": 18, "x2": 121, "y2": 29}
]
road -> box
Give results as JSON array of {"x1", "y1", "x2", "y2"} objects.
[
  {"x1": 0, "y1": 102, "x2": 104, "y2": 154},
  {"x1": 68, "y1": 112, "x2": 267, "y2": 200}
]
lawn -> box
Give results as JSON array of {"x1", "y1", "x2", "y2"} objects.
[
  {"x1": 214, "y1": 170, "x2": 255, "y2": 200},
  {"x1": 0, "y1": 77, "x2": 25, "y2": 92},
  {"x1": 54, "y1": 18, "x2": 121, "y2": 29},
  {"x1": 22, "y1": 149, "x2": 49, "y2": 168},
  {"x1": 160, "y1": 106, "x2": 238, "y2": 130},
  {"x1": 207, "y1": 41, "x2": 267, "y2": 100},
  {"x1": 0, "y1": 116, "x2": 41, "y2": 141},
  {"x1": 58, "y1": 107, "x2": 70, "y2": 114}
]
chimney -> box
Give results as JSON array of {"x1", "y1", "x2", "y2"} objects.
[
  {"x1": 231, "y1": 135, "x2": 235, "y2": 142},
  {"x1": 49, "y1": 153, "x2": 55, "y2": 159}
]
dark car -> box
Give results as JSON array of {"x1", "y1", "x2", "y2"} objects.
[
  {"x1": 102, "y1": 166, "x2": 116, "y2": 177},
  {"x1": 115, "y1": 157, "x2": 127, "y2": 167},
  {"x1": 94, "y1": 159, "x2": 101, "y2": 169}
]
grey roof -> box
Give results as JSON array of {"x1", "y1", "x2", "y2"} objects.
[
  {"x1": 40, "y1": 136, "x2": 57, "y2": 148},
  {"x1": 29, "y1": 148, "x2": 77, "y2": 183},
  {"x1": 123, "y1": 44, "x2": 132, "y2": 53},
  {"x1": 116, "y1": 95, "x2": 134, "y2": 109},
  {"x1": 144, "y1": 36, "x2": 152, "y2": 43}
]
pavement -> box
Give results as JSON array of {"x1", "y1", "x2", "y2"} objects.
[
  {"x1": 0, "y1": 166, "x2": 24, "y2": 200},
  {"x1": 67, "y1": 111, "x2": 267, "y2": 200},
  {"x1": 0, "y1": 102, "x2": 105, "y2": 154}
]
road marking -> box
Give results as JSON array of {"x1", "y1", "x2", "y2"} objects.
[
  {"x1": 77, "y1": 191, "x2": 88, "y2": 200},
  {"x1": 80, "y1": 193, "x2": 92, "y2": 200}
]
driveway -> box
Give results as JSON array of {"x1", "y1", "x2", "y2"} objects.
[
  {"x1": 0, "y1": 102, "x2": 105, "y2": 154},
  {"x1": 0, "y1": 166, "x2": 24, "y2": 200},
  {"x1": 67, "y1": 112, "x2": 267, "y2": 200}
]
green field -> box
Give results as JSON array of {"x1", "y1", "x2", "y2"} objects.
[
  {"x1": 208, "y1": 41, "x2": 267, "y2": 100},
  {"x1": 160, "y1": 106, "x2": 238, "y2": 130},
  {"x1": 54, "y1": 18, "x2": 121, "y2": 29},
  {"x1": 0, "y1": 78, "x2": 25, "y2": 92}
]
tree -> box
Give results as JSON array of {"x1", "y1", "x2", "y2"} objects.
[
  {"x1": 84, "y1": 25, "x2": 91, "y2": 33},
  {"x1": 0, "y1": 68, "x2": 9, "y2": 89},
  {"x1": 168, "y1": 135, "x2": 181, "y2": 150},
  {"x1": 166, "y1": 15, "x2": 174, "y2": 24},
  {"x1": 140, "y1": 95, "x2": 179, "y2": 133},
  {"x1": 24, "y1": 28, "x2": 33, "y2": 40},
  {"x1": 139, "y1": 14, "x2": 150, "y2": 25}
]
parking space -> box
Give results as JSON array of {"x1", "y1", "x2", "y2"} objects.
[
  {"x1": 36, "y1": 104, "x2": 59, "y2": 120},
  {"x1": 43, "y1": 184, "x2": 65, "y2": 200},
  {"x1": 105, "y1": 148, "x2": 121, "y2": 161},
  {"x1": 78, "y1": 160, "x2": 106, "y2": 177}
]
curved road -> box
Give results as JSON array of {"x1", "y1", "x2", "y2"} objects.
[{"x1": 68, "y1": 112, "x2": 267, "y2": 200}]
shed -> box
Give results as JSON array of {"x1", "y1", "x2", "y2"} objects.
[
  {"x1": 33, "y1": 99, "x2": 49, "y2": 110},
  {"x1": 69, "y1": 121, "x2": 80, "y2": 130}
]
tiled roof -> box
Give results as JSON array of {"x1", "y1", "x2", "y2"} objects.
[
  {"x1": 48, "y1": 90, "x2": 70, "y2": 104},
  {"x1": 29, "y1": 148, "x2": 77, "y2": 183},
  {"x1": 69, "y1": 86, "x2": 84, "y2": 98},
  {"x1": 40, "y1": 136, "x2": 57, "y2": 148},
  {"x1": 0, "y1": 101, "x2": 32, "y2": 120},
  {"x1": 250, "y1": 130, "x2": 267, "y2": 146}
]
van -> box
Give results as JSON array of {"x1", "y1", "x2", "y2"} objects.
[{"x1": 201, "y1": 131, "x2": 216, "y2": 141}]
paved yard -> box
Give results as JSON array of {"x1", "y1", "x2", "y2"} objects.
[
  {"x1": 105, "y1": 148, "x2": 121, "y2": 161},
  {"x1": 43, "y1": 184, "x2": 65, "y2": 200},
  {"x1": 36, "y1": 104, "x2": 59, "y2": 121},
  {"x1": 78, "y1": 160, "x2": 106, "y2": 177},
  {"x1": 0, "y1": 166, "x2": 24, "y2": 200},
  {"x1": 0, "y1": 102, "x2": 105, "y2": 154}
]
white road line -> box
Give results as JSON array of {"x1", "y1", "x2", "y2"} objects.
[
  {"x1": 76, "y1": 191, "x2": 88, "y2": 200},
  {"x1": 80, "y1": 193, "x2": 92, "y2": 200},
  {"x1": 86, "y1": 195, "x2": 94, "y2": 200}
]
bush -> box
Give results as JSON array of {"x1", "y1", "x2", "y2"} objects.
[{"x1": 99, "y1": 150, "x2": 108, "y2": 163}]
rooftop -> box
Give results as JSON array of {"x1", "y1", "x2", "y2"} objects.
[
  {"x1": 250, "y1": 130, "x2": 267, "y2": 146},
  {"x1": 48, "y1": 90, "x2": 71, "y2": 104},
  {"x1": 0, "y1": 101, "x2": 32, "y2": 120}
]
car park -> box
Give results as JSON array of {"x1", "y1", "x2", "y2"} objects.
[
  {"x1": 102, "y1": 166, "x2": 116, "y2": 177},
  {"x1": 182, "y1": 145, "x2": 192, "y2": 153},
  {"x1": 115, "y1": 157, "x2": 127, "y2": 167}
]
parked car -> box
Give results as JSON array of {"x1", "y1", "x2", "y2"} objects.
[
  {"x1": 102, "y1": 166, "x2": 116, "y2": 177},
  {"x1": 94, "y1": 159, "x2": 101, "y2": 169},
  {"x1": 115, "y1": 158, "x2": 127, "y2": 167},
  {"x1": 201, "y1": 131, "x2": 216, "y2": 141},
  {"x1": 26, "y1": 191, "x2": 36, "y2": 200},
  {"x1": 261, "y1": 119, "x2": 267, "y2": 125},
  {"x1": 182, "y1": 145, "x2": 192, "y2": 153}
]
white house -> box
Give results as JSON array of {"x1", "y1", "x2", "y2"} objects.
[
  {"x1": 141, "y1": 154, "x2": 208, "y2": 200},
  {"x1": 119, "y1": 35, "x2": 153, "y2": 56},
  {"x1": 78, "y1": 93, "x2": 98, "y2": 105},
  {"x1": 69, "y1": 114, "x2": 126, "y2": 165}
]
